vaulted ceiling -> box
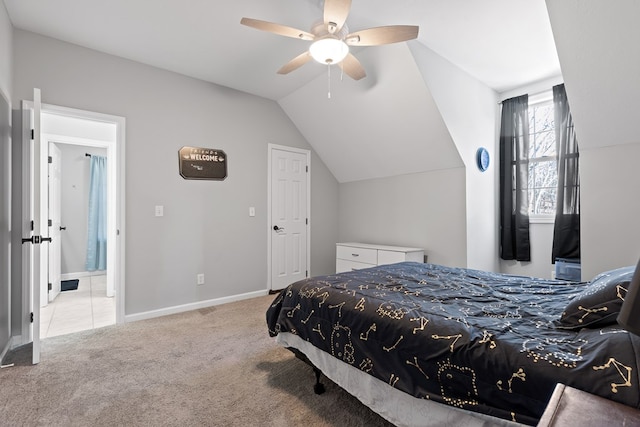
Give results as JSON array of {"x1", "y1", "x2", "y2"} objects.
[
  {"x1": 546, "y1": 0, "x2": 640, "y2": 151},
  {"x1": 3, "y1": 0, "x2": 561, "y2": 182}
]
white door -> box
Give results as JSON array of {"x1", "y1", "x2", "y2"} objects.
[
  {"x1": 270, "y1": 146, "x2": 309, "y2": 291},
  {"x1": 21, "y1": 88, "x2": 42, "y2": 364},
  {"x1": 48, "y1": 142, "x2": 62, "y2": 302}
]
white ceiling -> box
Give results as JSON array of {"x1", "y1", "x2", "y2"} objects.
[
  {"x1": 3, "y1": 0, "x2": 560, "y2": 101},
  {"x1": 3, "y1": 0, "x2": 561, "y2": 183}
]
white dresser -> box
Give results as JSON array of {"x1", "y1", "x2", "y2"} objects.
[{"x1": 336, "y1": 242, "x2": 424, "y2": 273}]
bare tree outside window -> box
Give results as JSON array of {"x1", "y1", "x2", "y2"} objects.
[{"x1": 527, "y1": 100, "x2": 557, "y2": 215}]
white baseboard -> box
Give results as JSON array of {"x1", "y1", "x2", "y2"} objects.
[
  {"x1": 9, "y1": 335, "x2": 23, "y2": 350},
  {"x1": 124, "y1": 289, "x2": 269, "y2": 323},
  {"x1": 61, "y1": 271, "x2": 106, "y2": 281},
  {"x1": 0, "y1": 338, "x2": 10, "y2": 363}
]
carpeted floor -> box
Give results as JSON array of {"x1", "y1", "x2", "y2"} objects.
[{"x1": 0, "y1": 294, "x2": 394, "y2": 426}]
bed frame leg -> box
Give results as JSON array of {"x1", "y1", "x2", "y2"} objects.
[
  {"x1": 286, "y1": 347, "x2": 326, "y2": 395},
  {"x1": 313, "y1": 367, "x2": 326, "y2": 395}
]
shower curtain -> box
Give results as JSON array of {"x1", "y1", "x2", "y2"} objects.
[{"x1": 86, "y1": 155, "x2": 107, "y2": 271}]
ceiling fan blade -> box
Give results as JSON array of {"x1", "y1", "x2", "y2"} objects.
[
  {"x1": 346, "y1": 25, "x2": 419, "y2": 46},
  {"x1": 240, "y1": 17, "x2": 314, "y2": 41},
  {"x1": 324, "y1": 0, "x2": 352, "y2": 33},
  {"x1": 277, "y1": 51, "x2": 313, "y2": 75},
  {"x1": 339, "y1": 53, "x2": 366, "y2": 80}
]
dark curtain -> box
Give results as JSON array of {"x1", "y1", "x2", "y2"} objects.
[
  {"x1": 552, "y1": 84, "x2": 580, "y2": 261},
  {"x1": 499, "y1": 95, "x2": 531, "y2": 261}
]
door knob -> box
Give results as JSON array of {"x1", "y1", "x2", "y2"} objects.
[
  {"x1": 273, "y1": 225, "x2": 285, "y2": 231},
  {"x1": 21, "y1": 235, "x2": 52, "y2": 244}
]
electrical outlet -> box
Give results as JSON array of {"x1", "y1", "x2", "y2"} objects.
[{"x1": 197, "y1": 273, "x2": 205, "y2": 285}]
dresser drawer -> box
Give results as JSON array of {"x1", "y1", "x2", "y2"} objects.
[
  {"x1": 378, "y1": 249, "x2": 424, "y2": 266},
  {"x1": 336, "y1": 259, "x2": 376, "y2": 273},
  {"x1": 377, "y1": 250, "x2": 407, "y2": 265},
  {"x1": 336, "y1": 245, "x2": 378, "y2": 265}
]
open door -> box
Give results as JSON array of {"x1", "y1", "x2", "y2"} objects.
[{"x1": 21, "y1": 88, "x2": 43, "y2": 364}]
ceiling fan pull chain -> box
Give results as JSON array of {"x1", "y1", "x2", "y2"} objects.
[{"x1": 327, "y1": 64, "x2": 331, "y2": 99}]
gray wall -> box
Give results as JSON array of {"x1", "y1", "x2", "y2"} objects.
[
  {"x1": 409, "y1": 41, "x2": 500, "y2": 272},
  {"x1": 580, "y1": 144, "x2": 640, "y2": 279},
  {"x1": 10, "y1": 108, "x2": 23, "y2": 338},
  {"x1": 0, "y1": 3, "x2": 12, "y2": 356},
  {"x1": 335, "y1": 42, "x2": 499, "y2": 273},
  {"x1": 338, "y1": 168, "x2": 467, "y2": 268},
  {"x1": 0, "y1": 4, "x2": 10, "y2": 97},
  {"x1": 57, "y1": 144, "x2": 107, "y2": 275},
  {"x1": 12, "y1": 29, "x2": 338, "y2": 317}
]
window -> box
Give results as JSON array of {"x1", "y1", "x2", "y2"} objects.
[
  {"x1": 499, "y1": 85, "x2": 579, "y2": 262},
  {"x1": 527, "y1": 97, "x2": 557, "y2": 217}
]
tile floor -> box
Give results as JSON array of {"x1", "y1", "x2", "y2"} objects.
[{"x1": 40, "y1": 275, "x2": 116, "y2": 339}]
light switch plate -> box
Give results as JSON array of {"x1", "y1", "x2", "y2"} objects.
[
  {"x1": 249, "y1": 207, "x2": 255, "y2": 217},
  {"x1": 155, "y1": 205, "x2": 164, "y2": 217}
]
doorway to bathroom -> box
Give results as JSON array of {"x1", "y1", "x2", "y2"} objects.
[{"x1": 37, "y1": 107, "x2": 124, "y2": 339}]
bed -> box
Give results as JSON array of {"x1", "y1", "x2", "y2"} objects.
[{"x1": 266, "y1": 261, "x2": 640, "y2": 426}]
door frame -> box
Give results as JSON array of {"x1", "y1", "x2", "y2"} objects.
[
  {"x1": 47, "y1": 142, "x2": 62, "y2": 303},
  {"x1": 22, "y1": 101, "x2": 126, "y2": 343},
  {"x1": 43, "y1": 135, "x2": 117, "y2": 296},
  {"x1": 267, "y1": 143, "x2": 311, "y2": 292}
]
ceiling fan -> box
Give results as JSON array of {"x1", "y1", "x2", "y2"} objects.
[{"x1": 240, "y1": 0, "x2": 419, "y2": 81}]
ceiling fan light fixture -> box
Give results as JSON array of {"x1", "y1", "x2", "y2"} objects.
[
  {"x1": 309, "y1": 38, "x2": 349, "y2": 65},
  {"x1": 241, "y1": 1, "x2": 419, "y2": 80}
]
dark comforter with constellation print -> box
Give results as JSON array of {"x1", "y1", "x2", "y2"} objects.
[{"x1": 266, "y1": 262, "x2": 640, "y2": 425}]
